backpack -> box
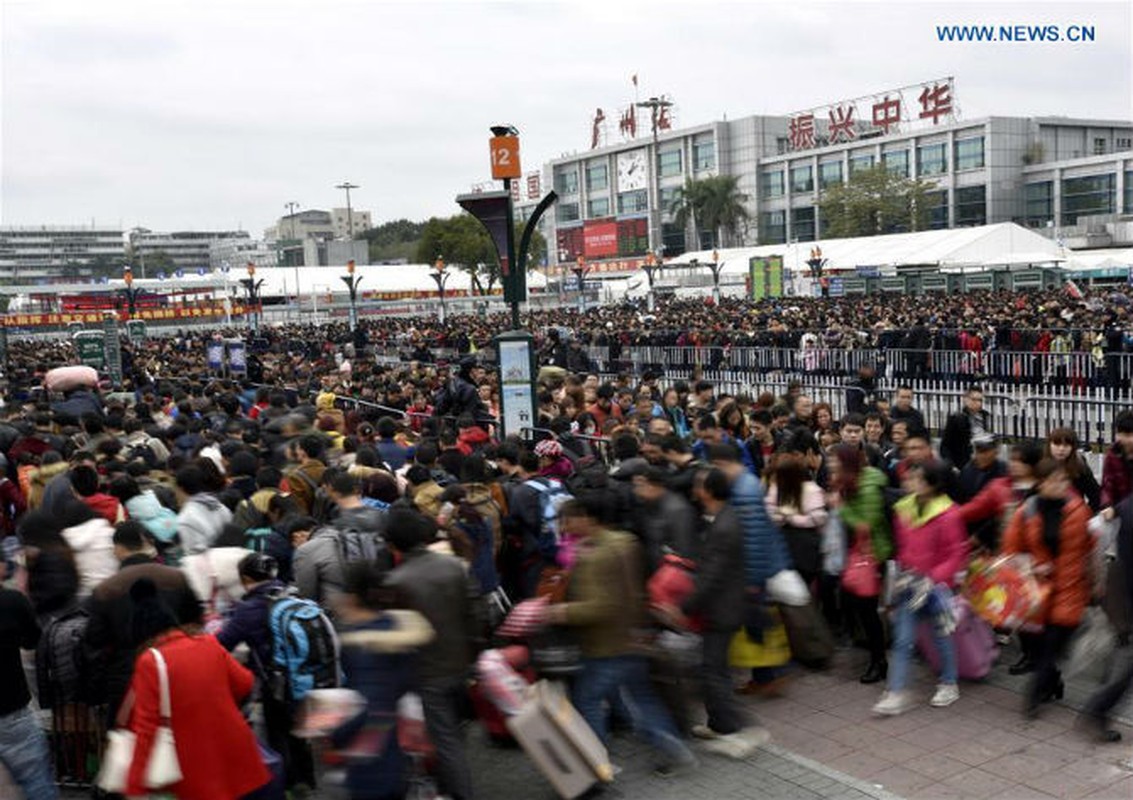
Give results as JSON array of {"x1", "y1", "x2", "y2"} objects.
[
  {"x1": 263, "y1": 589, "x2": 340, "y2": 703},
  {"x1": 123, "y1": 441, "x2": 160, "y2": 469},
  {"x1": 288, "y1": 470, "x2": 334, "y2": 524},
  {"x1": 244, "y1": 526, "x2": 275, "y2": 553},
  {"x1": 523, "y1": 478, "x2": 572, "y2": 560},
  {"x1": 329, "y1": 523, "x2": 388, "y2": 568},
  {"x1": 35, "y1": 606, "x2": 91, "y2": 710}
]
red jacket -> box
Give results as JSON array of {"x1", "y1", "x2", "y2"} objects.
[
  {"x1": 125, "y1": 631, "x2": 269, "y2": 799},
  {"x1": 1002, "y1": 496, "x2": 1091, "y2": 627},
  {"x1": 1101, "y1": 446, "x2": 1133, "y2": 508},
  {"x1": 893, "y1": 496, "x2": 969, "y2": 587},
  {"x1": 82, "y1": 492, "x2": 122, "y2": 525},
  {"x1": 457, "y1": 425, "x2": 491, "y2": 455}
]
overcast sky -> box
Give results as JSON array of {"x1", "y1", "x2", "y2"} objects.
[{"x1": 2, "y1": 0, "x2": 1130, "y2": 236}]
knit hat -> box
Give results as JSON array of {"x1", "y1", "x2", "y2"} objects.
[{"x1": 534, "y1": 439, "x2": 563, "y2": 459}]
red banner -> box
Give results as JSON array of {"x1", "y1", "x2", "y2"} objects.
[
  {"x1": 3, "y1": 304, "x2": 247, "y2": 328},
  {"x1": 583, "y1": 220, "x2": 618, "y2": 258}
]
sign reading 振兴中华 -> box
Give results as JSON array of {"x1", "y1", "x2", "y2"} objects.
[{"x1": 786, "y1": 78, "x2": 956, "y2": 151}]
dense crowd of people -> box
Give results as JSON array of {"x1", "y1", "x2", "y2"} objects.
[{"x1": 1, "y1": 293, "x2": 1133, "y2": 800}]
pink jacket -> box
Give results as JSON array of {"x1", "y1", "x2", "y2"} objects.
[{"x1": 893, "y1": 495, "x2": 969, "y2": 587}]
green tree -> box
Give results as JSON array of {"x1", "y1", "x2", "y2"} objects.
[
  {"x1": 669, "y1": 175, "x2": 750, "y2": 249},
  {"x1": 415, "y1": 213, "x2": 545, "y2": 295},
  {"x1": 359, "y1": 218, "x2": 426, "y2": 263},
  {"x1": 818, "y1": 165, "x2": 934, "y2": 239}
]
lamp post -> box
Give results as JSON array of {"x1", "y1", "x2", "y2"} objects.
[
  {"x1": 239, "y1": 262, "x2": 264, "y2": 332},
  {"x1": 121, "y1": 265, "x2": 141, "y2": 319},
  {"x1": 340, "y1": 259, "x2": 362, "y2": 332},
  {"x1": 430, "y1": 256, "x2": 451, "y2": 325},
  {"x1": 285, "y1": 202, "x2": 301, "y2": 317},
  {"x1": 335, "y1": 181, "x2": 359, "y2": 239},
  {"x1": 641, "y1": 250, "x2": 665, "y2": 312},
  {"x1": 571, "y1": 256, "x2": 591, "y2": 314},
  {"x1": 689, "y1": 249, "x2": 726, "y2": 304},
  {"x1": 805, "y1": 245, "x2": 828, "y2": 297},
  {"x1": 636, "y1": 96, "x2": 674, "y2": 257}
]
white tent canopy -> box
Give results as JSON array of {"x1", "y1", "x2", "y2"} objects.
[
  {"x1": 1064, "y1": 248, "x2": 1133, "y2": 271},
  {"x1": 668, "y1": 222, "x2": 1068, "y2": 276}
]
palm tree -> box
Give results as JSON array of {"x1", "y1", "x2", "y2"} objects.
[{"x1": 669, "y1": 175, "x2": 750, "y2": 249}]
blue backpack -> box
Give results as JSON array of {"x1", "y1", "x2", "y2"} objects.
[
  {"x1": 264, "y1": 590, "x2": 340, "y2": 703},
  {"x1": 524, "y1": 478, "x2": 573, "y2": 560}
]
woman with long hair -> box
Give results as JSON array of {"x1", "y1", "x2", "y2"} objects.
[
  {"x1": 118, "y1": 578, "x2": 269, "y2": 799},
  {"x1": 813, "y1": 403, "x2": 836, "y2": 437},
  {"x1": 827, "y1": 444, "x2": 892, "y2": 684},
  {"x1": 764, "y1": 452, "x2": 828, "y2": 587},
  {"x1": 1044, "y1": 427, "x2": 1101, "y2": 511},
  {"x1": 716, "y1": 399, "x2": 749, "y2": 443},
  {"x1": 1002, "y1": 459, "x2": 1090, "y2": 718},
  {"x1": 661, "y1": 388, "x2": 690, "y2": 440}
]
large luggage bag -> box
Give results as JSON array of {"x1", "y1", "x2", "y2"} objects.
[
  {"x1": 506, "y1": 681, "x2": 614, "y2": 800},
  {"x1": 916, "y1": 596, "x2": 998, "y2": 680}
]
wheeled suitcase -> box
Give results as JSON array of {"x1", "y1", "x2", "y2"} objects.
[{"x1": 506, "y1": 681, "x2": 614, "y2": 800}]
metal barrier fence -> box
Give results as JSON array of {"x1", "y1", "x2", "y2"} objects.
[
  {"x1": 585, "y1": 345, "x2": 1133, "y2": 391},
  {"x1": 596, "y1": 369, "x2": 1133, "y2": 453}
]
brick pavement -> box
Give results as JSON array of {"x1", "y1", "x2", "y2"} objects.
[
  {"x1": 755, "y1": 644, "x2": 1133, "y2": 800},
  {"x1": 40, "y1": 640, "x2": 1133, "y2": 799}
]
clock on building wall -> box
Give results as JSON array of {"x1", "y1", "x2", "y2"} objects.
[{"x1": 616, "y1": 150, "x2": 648, "y2": 191}]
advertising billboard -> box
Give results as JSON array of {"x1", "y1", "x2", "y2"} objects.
[{"x1": 583, "y1": 220, "x2": 618, "y2": 258}]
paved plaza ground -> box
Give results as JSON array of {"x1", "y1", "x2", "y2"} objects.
[{"x1": 38, "y1": 638, "x2": 1133, "y2": 799}]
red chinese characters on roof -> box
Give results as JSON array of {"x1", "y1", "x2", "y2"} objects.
[
  {"x1": 918, "y1": 82, "x2": 953, "y2": 124},
  {"x1": 871, "y1": 96, "x2": 902, "y2": 133},
  {"x1": 619, "y1": 106, "x2": 637, "y2": 138},
  {"x1": 788, "y1": 113, "x2": 815, "y2": 150},
  {"x1": 827, "y1": 105, "x2": 857, "y2": 143}
]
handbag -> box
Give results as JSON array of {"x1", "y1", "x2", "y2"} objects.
[
  {"x1": 766, "y1": 569, "x2": 810, "y2": 607},
  {"x1": 842, "y1": 536, "x2": 880, "y2": 598},
  {"x1": 96, "y1": 647, "x2": 183, "y2": 792}
]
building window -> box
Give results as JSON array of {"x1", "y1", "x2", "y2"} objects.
[
  {"x1": 955, "y1": 185, "x2": 987, "y2": 226},
  {"x1": 760, "y1": 210, "x2": 787, "y2": 244},
  {"x1": 1024, "y1": 182, "x2": 1054, "y2": 227},
  {"x1": 1118, "y1": 138, "x2": 1132, "y2": 151},
  {"x1": 587, "y1": 197, "x2": 610, "y2": 218},
  {"x1": 761, "y1": 170, "x2": 785, "y2": 198},
  {"x1": 693, "y1": 140, "x2": 715, "y2": 171},
  {"x1": 658, "y1": 149, "x2": 682, "y2": 178},
  {"x1": 790, "y1": 165, "x2": 814, "y2": 194},
  {"x1": 849, "y1": 153, "x2": 875, "y2": 177},
  {"x1": 791, "y1": 207, "x2": 816, "y2": 242},
  {"x1": 586, "y1": 162, "x2": 608, "y2": 192},
  {"x1": 882, "y1": 150, "x2": 909, "y2": 177},
  {"x1": 1126, "y1": 171, "x2": 1133, "y2": 213},
  {"x1": 1094, "y1": 138, "x2": 1107, "y2": 156},
  {"x1": 954, "y1": 136, "x2": 985, "y2": 171},
  {"x1": 617, "y1": 190, "x2": 648, "y2": 215},
  {"x1": 1062, "y1": 173, "x2": 1115, "y2": 224},
  {"x1": 924, "y1": 190, "x2": 949, "y2": 229},
  {"x1": 659, "y1": 187, "x2": 681, "y2": 214},
  {"x1": 556, "y1": 203, "x2": 580, "y2": 223},
  {"x1": 555, "y1": 168, "x2": 579, "y2": 195},
  {"x1": 819, "y1": 161, "x2": 843, "y2": 190},
  {"x1": 917, "y1": 143, "x2": 948, "y2": 176},
  {"x1": 661, "y1": 223, "x2": 687, "y2": 257}
]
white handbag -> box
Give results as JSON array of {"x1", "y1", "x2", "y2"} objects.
[
  {"x1": 96, "y1": 647, "x2": 183, "y2": 792},
  {"x1": 766, "y1": 569, "x2": 811, "y2": 607}
]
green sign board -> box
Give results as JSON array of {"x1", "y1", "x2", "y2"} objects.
[
  {"x1": 842, "y1": 277, "x2": 868, "y2": 294},
  {"x1": 749, "y1": 255, "x2": 785, "y2": 300},
  {"x1": 126, "y1": 320, "x2": 147, "y2": 344},
  {"x1": 881, "y1": 276, "x2": 906, "y2": 292},
  {"x1": 74, "y1": 331, "x2": 105, "y2": 370},
  {"x1": 921, "y1": 275, "x2": 949, "y2": 292}
]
